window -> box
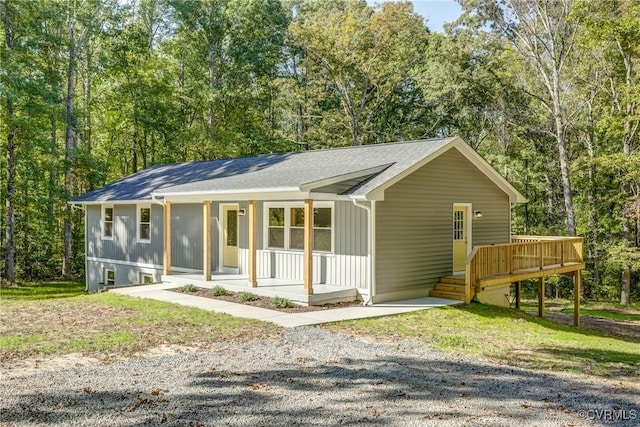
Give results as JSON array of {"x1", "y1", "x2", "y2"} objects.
[
  {"x1": 105, "y1": 269, "x2": 115, "y2": 286},
  {"x1": 453, "y1": 210, "x2": 464, "y2": 241},
  {"x1": 313, "y1": 208, "x2": 332, "y2": 252},
  {"x1": 140, "y1": 273, "x2": 154, "y2": 284},
  {"x1": 290, "y1": 208, "x2": 305, "y2": 250},
  {"x1": 138, "y1": 205, "x2": 151, "y2": 242},
  {"x1": 265, "y1": 203, "x2": 333, "y2": 252},
  {"x1": 268, "y1": 208, "x2": 285, "y2": 248},
  {"x1": 102, "y1": 206, "x2": 113, "y2": 239}
]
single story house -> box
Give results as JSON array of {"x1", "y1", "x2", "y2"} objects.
[{"x1": 72, "y1": 136, "x2": 529, "y2": 304}]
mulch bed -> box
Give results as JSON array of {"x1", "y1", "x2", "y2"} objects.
[{"x1": 170, "y1": 286, "x2": 361, "y2": 313}]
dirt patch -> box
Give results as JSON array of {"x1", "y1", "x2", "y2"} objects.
[
  {"x1": 0, "y1": 296, "x2": 278, "y2": 371},
  {"x1": 170, "y1": 286, "x2": 362, "y2": 313},
  {"x1": 538, "y1": 312, "x2": 640, "y2": 343}
]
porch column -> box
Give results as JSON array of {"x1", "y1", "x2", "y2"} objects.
[
  {"x1": 538, "y1": 276, "x2": 545, "y2": 318},
  {"x1": 203, "y1": 201, "x2": 211, "y2": 281},
  {"x1": 163, "y1": 201, "x2": 171, "y2": 275},
  {"x1": 303, "y1": 198, "x2": 314, "y2": 295},
  {"x1": 574, "y1": 271, "x2": 581, "y2": 327},
  {"x1": 248, "y1": 200, "x2": 257, "y2": 287}
]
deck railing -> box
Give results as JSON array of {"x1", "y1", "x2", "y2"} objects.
[{"x1": 464, "y1": 235, "x2": 584, "y2": 303}]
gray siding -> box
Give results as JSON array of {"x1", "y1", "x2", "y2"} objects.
[
  {"x1": 171, "y1": 204, "x2": 203, "y2": 270},
  {"x1": 375, "y1": 148, "x2": 510, "y2": 299},
  {"x1": 86, "y1": 204, "x2": 163, "y2": 266},
  {"x1": 86, "y1": 259, "x2": 162, "y2": 292}
]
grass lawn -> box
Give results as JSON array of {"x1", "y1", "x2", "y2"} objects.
[
  {"x1": 0, "y1": 281, "x2": 279, "y2": 363},
  {"x1": 326, "y1": 303, "x2": 640, "y2": 379},
  {"x1": 0, "y1": 280, "x2": 86, "y2": 301}
]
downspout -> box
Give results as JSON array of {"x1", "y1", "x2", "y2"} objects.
[{"x1": 353, "y1": 199, "x2": 376, "y2": 305}]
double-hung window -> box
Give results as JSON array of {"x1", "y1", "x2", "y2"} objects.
[
  {"x1": 138, "y1": 205, "x2": 151, "y2": 242},
  {"x1": 265, "y1": 203, "x2": 333, "y2": 252},
  {"x1": 102, "y1": 206, "x2": 114, "y2": 239}
]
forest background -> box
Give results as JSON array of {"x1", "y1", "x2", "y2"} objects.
[{"x1": 1, "y1": 0, "x2": 638, "y2": 304}]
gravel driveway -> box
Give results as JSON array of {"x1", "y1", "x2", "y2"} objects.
[{"x1": 1, "y1": 327, "x2": 637, "y2": 426}]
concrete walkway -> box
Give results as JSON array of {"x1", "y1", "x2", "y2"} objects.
[{"x1": 110, "y1": 283, "x2": 462, "y2": 327}]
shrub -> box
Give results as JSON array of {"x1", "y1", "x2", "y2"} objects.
[
  {"x1": 211, "y1": 285, "x2": 228, "y2": 296},
  {"x1": 237, "y1": 291, "x2": 257, "y2": 302},
  {"x1": 271, "y1": 296, "x2": 292, "y2": 309},
  {"x1": 181, "y1": 284, "x2": 198, "y2": 293}
]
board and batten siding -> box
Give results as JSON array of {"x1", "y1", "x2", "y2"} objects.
[
  {"x1": 86, "y1": 202, "x2": 213, "y2": 290},
  {"x1": 375, "y1": 148, "x2": 511, "y2": 302},
  {"x1": 254, "y1": 200, "x2": 368, "y2": 288},
  {"x1": 86, "y1": 204, "x2": 164, "y2": 266}
]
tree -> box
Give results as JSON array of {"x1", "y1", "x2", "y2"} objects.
[
  {"x1": 461, "y1": 0, "x2": 581, "y2": 236},
  {"x1": 290, "y1": 1, "x2": 428, "y2": 146}
]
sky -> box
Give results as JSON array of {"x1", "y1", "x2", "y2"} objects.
[{"x1": 367, "y1": 1, "x2": 463, "y2": 33}]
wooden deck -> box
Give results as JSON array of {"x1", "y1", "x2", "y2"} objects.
[{"x1": 461, "y1": 235, "x2": 584, "y2": 326}]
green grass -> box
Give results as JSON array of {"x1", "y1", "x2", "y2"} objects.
[
  {"x1": 327, "y1": 303, "x2": 640, "y2": 378},
  {"x1": 519, "y1": 298, "x2": 640, "y2": 321},
  {"x1": 0, "y1": 291, "x2": 279, "y2": 362},
  {"x1": 0, "y1": 280, "x2": 85, "y2": 301},
  {"x1": 560, "y1": 308, "x2": 640, "y2": 321}
]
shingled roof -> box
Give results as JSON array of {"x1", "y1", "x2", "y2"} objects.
[{"x1": 72, "y1": 137, "x2": 526, "y2": 204}]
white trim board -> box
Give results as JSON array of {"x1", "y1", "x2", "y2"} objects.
[{"x1": 86, "y1": 257, "x2": 200, "y2": 273}]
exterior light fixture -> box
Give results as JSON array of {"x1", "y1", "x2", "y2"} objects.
[{"x1": 473, "y1": 210, "x2": 483, "y2": 219}]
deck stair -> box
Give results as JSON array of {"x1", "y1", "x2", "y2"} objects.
[{"x1": 429, "y1": 275, "x2": 466, "y2": 301}]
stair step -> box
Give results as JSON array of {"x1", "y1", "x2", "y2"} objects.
[
  {"x1": 440, "y1": 276, "x2": 466, "y2": 285},
  {"x1": 429, "y1": 290, "x2": 466, "y2": 301},
  {"x1": 433, "y1": 283, "x2": 464, "y2": 293}
]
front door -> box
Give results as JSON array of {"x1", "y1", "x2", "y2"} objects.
[
  {"x1": 222, "y1": 205, "x2": 239, "y2": 268},
  {"x1": 453, "y1": 205, "x2": 471, "y2": 272}
]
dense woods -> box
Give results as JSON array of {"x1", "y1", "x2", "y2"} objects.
[{"x1": 1, "y1": 0, "x2": 638, "y2": 303}]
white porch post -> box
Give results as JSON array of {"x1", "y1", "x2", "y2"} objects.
[
  {"x1": 203, "y1": 201, "x2": 211, "y2": 281},
  {"x1": 248, "y1": 200, "x2": 257, "y2": 287},
  {"x1": 303, "y1": 198, "x2": 314, "y2": 295},
  {"x1": 163, "y1": 201, "x2": 171, "y2": 276}
]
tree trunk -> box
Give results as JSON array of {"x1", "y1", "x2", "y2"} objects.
[
  {"x1": 62, "y1": 5, "x2": 77, "y2": 278},
  {"x1": 3, "y1": 0, "x2": 16, "y2": 286}
]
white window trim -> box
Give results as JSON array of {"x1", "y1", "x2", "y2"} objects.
[
  {"x1": 263, "y1": 201, "x2": 334, "y2": 254},
  {"x1": 140, "y1": 273, "x2": 154, "y2": 284},
  {"x1": 105, "y1": 268, "x2": 115, "y2": 286},
  {"x1": 102, "y1": 205, "x2": 114, "y2": 240},
  {"x1": 137, "y1": 204, "x2": 151, "y2": 243}
]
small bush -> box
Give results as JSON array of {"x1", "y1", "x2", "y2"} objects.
[
  {"x1": 181, "y1": 284, "x2": 198, "y2": 293},
  {"x1": 238, "y1": 291, "x2": 257, "y2": 302},
  {"x1": 211, "y1": 285, "x2": 228, "y2": 296},
  {"x1": 271, "y1": 296, "x2": 292, "y2": 309}
]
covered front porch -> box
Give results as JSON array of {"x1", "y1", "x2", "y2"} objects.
[
  {"x1": 160, "y1": 197, "x2": 373, "y2": 304},
  {"x1": 161, "y1": 272, "x2": 360, "y2": 305}
]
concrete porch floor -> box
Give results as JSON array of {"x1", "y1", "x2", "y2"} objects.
[{"x1": 160, "y1": 273, "x2": 359, "y2": 305}]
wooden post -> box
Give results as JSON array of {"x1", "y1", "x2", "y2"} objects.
[
  {"x1": 303, "y1": 198, "x2": 314, "y2": 295},
  {"x1": 539, "y1": 241, "x2": 544, "y2": 270},
  {"x1": 248, "y1": 200, "x2": 257, "y2": 288},
  {"x1": 163, "y1": 201, "x2": 171, "y2": 276},
  {"x1": 574, "y1": 271, "x2": 580, "y2": 327},
  {"x1": 203, "y1": 201, "x2": 211, "y2": 281},
  {"x1": 515, "y1": 281, "x2": 521, "y2": 310},
  {"x1": 538, "y1": 276, "x2": 545, "y2": 318}
]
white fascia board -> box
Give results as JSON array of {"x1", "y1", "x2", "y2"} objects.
[
  {"x1": 70, "y1": 200, "x2": 149, "y2": 206},
  {"x1": 299, "y1": 164, "x2": 392, "y2": 192}
]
